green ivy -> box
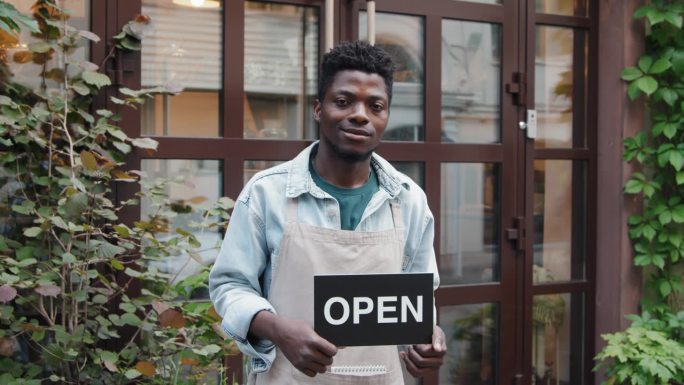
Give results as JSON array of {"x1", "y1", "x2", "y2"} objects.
[
  {"x1": 596, "y1": 1, "x2": 684, "y2": 384},
  {"x1": 0, "y1": 1, "x2": 236, "y2": 384}
]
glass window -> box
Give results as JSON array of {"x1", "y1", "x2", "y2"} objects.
[
  {"x1": 535, "y1": 26, "x2": 587, "y2": 148},
  {"x1": 442, "y1": 20, "x2": 501, "y2": 143},
  {"x1": 453, "y1": 0, "x2": 501, "y2": 4},
  {"x1": 440, "y1": 163, "x2": 500, "y2": 285},
  {"x1": 532, "y1": 293, "x2": 585, "y2": 385},
  {"x1": 140, "y1": 159, "x2": 223, "y2": 291},
  {"x1": 391, "y1": 162, "x2": 425, "y2": 189},
  {"x1": 533, "y1": 160, "x2": 587, "y2": 283},
  {"x1": 536, "y1": 0, "x2": 586, "y2": 16},
  {"x1": 360, "y1": 12, "x2": 425, "y2": 142},
  {"x1": 244, "y1": 160, "x2": 285, "y2": 185},
  {"x1": 440, "y1": 303, "x2": 499, "y2": 385},
  {"x1": 244, "y1": 2, "x2": 319, "y2": 140},
  {"x1": 141, "y1": 0, "x2": 222, "y2": 137}
]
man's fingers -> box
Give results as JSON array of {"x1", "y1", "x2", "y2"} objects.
[
  {"x1": 413, "y1": 343, "x2": 445, "y2": 358},
  {"x1": 400, "y1": 351, "x2": 423, "y2": 377},
  {"x1": 314, "y1": 336, "x2": 338, "y2": 357},
  {"x1": 432, "y1": 325, "x2": 447, "y2": 352},
  {"x1": 408, "y1": 345, "x2": 443, "y2": 368}
]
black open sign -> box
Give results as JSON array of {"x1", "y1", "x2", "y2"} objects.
[{"x1": 314, "y1": 273, "x2": 433, "y2": 346}]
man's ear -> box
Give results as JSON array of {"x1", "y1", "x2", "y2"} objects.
[{"x1": 313, "y1": 99, "x2": 321, "y2": 122}]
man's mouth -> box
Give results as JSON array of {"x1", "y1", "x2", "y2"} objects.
[{"x1": 340, "y1": 127, "x2": 371, "y2": 137}]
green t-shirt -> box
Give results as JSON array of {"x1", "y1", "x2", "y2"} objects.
[{"x1": 309, "y1": 157, "x2": 379, "y2": 231}]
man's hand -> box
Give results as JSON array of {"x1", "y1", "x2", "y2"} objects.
[
  {"x1": 400, "y1": 325, "x2": 447, "y2": 378},
  {"x1": 250, "y1": 311, "x2": 337, "y2": 377}
]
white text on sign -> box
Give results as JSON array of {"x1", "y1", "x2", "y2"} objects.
[{"x1": 323, "y1": 296, "x2": 423, "y2": 325}]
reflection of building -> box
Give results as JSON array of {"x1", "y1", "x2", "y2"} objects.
[{"x1": 3, "y1": 0, "x2": 655, "y2": 384}]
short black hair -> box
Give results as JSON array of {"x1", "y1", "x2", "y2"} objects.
[{"x1": 318, "y1": 40, "x2": 395, "y2": 103}]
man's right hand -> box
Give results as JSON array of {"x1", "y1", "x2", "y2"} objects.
[{"x1": 250, "y1": 310, "x2": 337, "y2": 377}]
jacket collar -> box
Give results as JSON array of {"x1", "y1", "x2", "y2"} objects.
[{"x1": 285, "y1": 141, "x2": 405, "y2": 199}]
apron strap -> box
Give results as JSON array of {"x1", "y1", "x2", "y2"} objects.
[
  {"x1": 389, "y1": 200, "x2": 404, "y2": 231},
  {"x1": 286, "y1": 198, "x2": 298, "y2": 224}
]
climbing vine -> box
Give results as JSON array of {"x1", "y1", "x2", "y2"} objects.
[{"x1": 595, "y1": 1, "x2": 684, "y2": 384}]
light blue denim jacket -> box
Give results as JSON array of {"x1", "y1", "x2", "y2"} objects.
[{"x1": 208, "y1": 142, "x2": 439, "y2": 373}]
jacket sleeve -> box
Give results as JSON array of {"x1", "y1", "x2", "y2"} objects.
[{"x1": 209, "y1": 198, "x2": 277, "y2": 372}]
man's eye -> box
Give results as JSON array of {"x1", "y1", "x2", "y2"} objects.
[
  {"x1": 371, "y1": 103, "x2": 385, "y2": 111},
  {"x1": 335, "y1": 99, "x2": 349, "y2": 106}
]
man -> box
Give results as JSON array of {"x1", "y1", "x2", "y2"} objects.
[{"x1": 209, "y1": 40, "x2": 445, "y2": 384}]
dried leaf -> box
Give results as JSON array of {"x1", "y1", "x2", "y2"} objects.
[
  {"x1": 35, "y1": 284, "x2": 61, "y2": 297},
  {"x1": 159, "y1": 308, "x2": 186, "y2": 329},
  {"x1": 104, "y1": 359, "x2": 118, "y2": 372},
  {"x1": 0, "y1": 337, "x2": 17, "y2": 357},
  {"x1": 20, "y1": 323, "x2": 43, "y2": 332},
  {"x1": 0, "y1": 285, "x2": 17, "y2": 303},
  {"x1": 208, "y1": 306, "x2": 221, "y2": 321},
  {"x1": 12, "y1": 51, "x2": 32, "y2": 64},
  {"x1": 135, "y1": 361, "x2": 156, "y2": 377},
  {"x1": 181, "y1": 357, "x2": 199, "y2": 366},
  {"x1": 151, "y1": 300, "x2": 170, "y2": 315},
  {"x1": 80, "y1": 150, "x2": 99, "y2": 171},
  {"x1": 78, "y1": 30, "x2": 101, "y2": 43},
  {"x1": 188, "y1": 196, "x2": 207, "y2": 204},
  {"x1": 111, "y1": 169, "x2": 137, "y2": 181}
]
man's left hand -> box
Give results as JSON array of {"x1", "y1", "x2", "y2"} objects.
[{"x1": 400, "y1": 325, "x2": 447, "y2": 378}]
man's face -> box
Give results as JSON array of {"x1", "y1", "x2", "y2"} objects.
[{"x1": 314, "y1": 70, "x2": 390, "y2": 162}]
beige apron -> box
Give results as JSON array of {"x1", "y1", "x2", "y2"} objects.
[{"x1": 251, "y1": 198, "x2": 406, "y2": 385}]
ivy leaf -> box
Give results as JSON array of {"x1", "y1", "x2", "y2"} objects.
[
  {"x1": 81, "y1": 71, "x2": 111, "y2": 88},
  {"x1": 625, "y1": 179, "x2": 644, "y2": 194},
  {"x1": 664, "y1": 12, "x2": 683, "y2": 28},
  {"x1": 638, "y1": 56, "x2": 653, "y2": 73},
  {"x1": 670, "y1": 150, "x2": 684, "y2": 171},
  {"x1": 672, "y1": 50, "x2": 684, "y2": 77},
  {"x1": 621, "y1": 67, "x2": 643, "y2": 81},
  {"x1": 664, "y1": 123, "x2": 679, "y2": 139},
  {"x1": 635, "y1": 76, "x2": 658, "y2": 96},
  {"x1": 676, "y1": 171, "x2": 684, "y2": 185},
  {"x1": 633, "y1": 5, "x2": 653, "y2": 19},
  {"x1": 120, "y1": 313, "x2": 141, "y2": 327},
  {"x1": 659, "y1": 281, "x2": 672, "y2": 297},
  {"x1": 661, "y1": 88, "x2": 678, "y2": 106},
  {"x1": 672, "y1": 205, "x2": 684, "y2": 223},
  {"x1": 649, "y1": 57, "x2": 671, "y2": 74}
]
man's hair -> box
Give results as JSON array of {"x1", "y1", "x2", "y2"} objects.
[{"x1": 318, "y1": 40, "x2": 395, "y2": 103}]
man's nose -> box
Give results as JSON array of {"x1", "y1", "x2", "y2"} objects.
[{"x1": 348, "y1": 103, "x2": 369, "y2": 125}]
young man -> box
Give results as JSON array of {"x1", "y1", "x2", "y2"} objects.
[{"x1": 209, "y1": 41, "x2": 445, "y2": 384}]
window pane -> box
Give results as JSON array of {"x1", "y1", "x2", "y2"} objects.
[
  {"x1": 3, "y1": 0, "x2": 90, "y2": 89},
  {"x1": 535, "y1": 26, "x2": 587, "y2": 148},
  {"x1": 141, "y1": 0, "x2": 222, "y2": 137},
  {"x1": 533, "y1": 160, "x2": 587, "y2": 283},
  {"x1": 453, "y1": 0, "x2": 501, "y2": 4},
  {"x1": 532, "y1": 293, "x2": 585, "y2": 385},
  {"x1": 244, "y1": 2, "x2": 319, "y2": 140},
  {"x1": 360, "y1": 12, "x2": 424, "y2": 142},
  {"x1": 440, "y1": 163, "x2": 500, "y2": 285},
  {"x1": 536, "y1": 0, "x2": 586, "y2": 16},
  {"x1": 442, "y1": 20, "x2": 501, "y2": 143},
  {"x1": 439, "y1": 303, "x2": 499, "y2": 385},
  {"x1": 244, "y1": 160, "x2": 284, "y2": 185},
  {"x1": 391, "y1": 162, "x2": 425, "y2": 189},
  {"x1": 140, "y1": 159, "x2": 223, "y2": 294}
]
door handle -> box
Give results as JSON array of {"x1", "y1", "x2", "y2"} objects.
[{"x1": 506, "y1": 216, "x2": 526, "y2": 252}]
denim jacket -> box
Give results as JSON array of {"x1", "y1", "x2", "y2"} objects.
[{"x1": 208, "y1": 142, "x2": 439, "y2": 373}]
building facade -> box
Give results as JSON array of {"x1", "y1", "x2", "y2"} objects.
[{"x1": 11, "y1": 0, "x2": 647, "y2": 384}]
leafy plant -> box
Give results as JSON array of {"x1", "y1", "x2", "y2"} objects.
[
  {"x1": 596, "y1": 1, "x2": 684, "y2": 384},
  {"x1": 0, "y1": 1, "x2": 234, "y2": 384}
]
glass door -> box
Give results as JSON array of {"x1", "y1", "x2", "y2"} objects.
[{"x1": 345, "y1": 1, "x2": 522, "y2": 384}]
